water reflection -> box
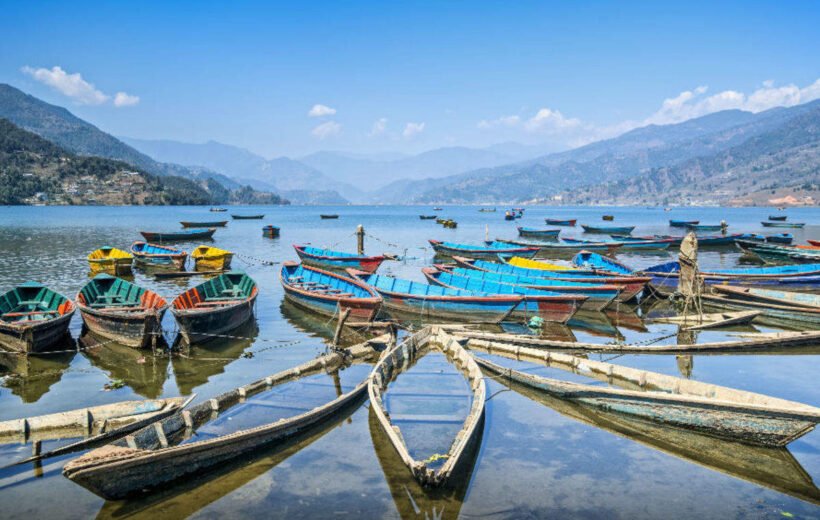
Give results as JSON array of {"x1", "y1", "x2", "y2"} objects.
[
  {"x1": 80, "y1": 332, "x2": 171, "y2": 399},
  {"x1": 0, "y1": 341, "x2": 77, "y2": 403}
]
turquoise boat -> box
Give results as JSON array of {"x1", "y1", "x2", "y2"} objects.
[
  {"x1": 517, "y1": 227, "x2": 561, "y2": 239},
  {"x1": 130, "y1": 242, "x2": 188, "y2": 269},
  {"x1": 0, "y1": 282, "x2": 75, "y2": 353},
  {"x1": 280, "y1": 262, "x2": 381, "y2": 322},
  {"x1": 761, "y1": 222, "x2": 805, "y2": 229},
  {"x1": 429, "y1": 240, "x2": 539, "y2": 260},
  {"x1": 581, "y1": 225, "x2": 635, "y2": 235},
  {"x1": 294, "y1": 245, "x2": 385, "y2": 273},
  {"x1": 572, "y1": 251, "x2": 634, "y2": 276}
]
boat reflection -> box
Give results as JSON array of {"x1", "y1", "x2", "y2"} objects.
[
  {"x1": 569, "y1": 310, "x2": 625, "y2": 340},
  {"x1": 0, "y1": 337, "x2": 77, "y2": 403},
  {"x1": 280, "y1": 300, "x2": 385, "y2": 347}
]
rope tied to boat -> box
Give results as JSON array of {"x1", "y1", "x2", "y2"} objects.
[{"x1": 233, "y1": 252, "x2": 278, "y2": 267}]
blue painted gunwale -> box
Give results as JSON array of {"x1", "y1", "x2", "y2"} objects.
[
  {"x1": 140, "y1": 228, "x2": 216, "y2": 242},
  {"x1": 130, "y1": 241, "x2": 188, "y2": 268},
  {"x1": 280, "y1": 262, "x2": 381, "y2": 321},
  {"x1": 581, "y1": 225, "x2": 636, "y2": 235},
  {"x1": 517, "y1": 227, "x2": 561, "y2": 238},
  {"x1": 293, "y1": 245, "x2": 385, "y2": 273},
  {"x1": 429, "y1": 239, "x2": 539, "y2": 259},
  {"x1": 572, "y1": 251, "x2": 634, "y2": 276}
]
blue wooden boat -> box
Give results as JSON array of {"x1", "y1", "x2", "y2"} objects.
[
  {"x1": 614, "y1": 234, "x2": 740, "y2": 246},
  {"x1": 572, "y1": 251, "x2": 634, "y2": 276},
  {"x1": 688, "y1": 224, "x2": 725, "y2": 231},
  {"x1": 231, "y1": 214, "x2": 265, "y2": 220},
  {"x1": 766, "y1": 233, "x2": 794, "y2": 245},
  {"x1": 347, "y1": 270, "x2": 521, "y2": 323},
  {"x1": 180, "y1": 220, "x2": 227, "y2": 228},
  {"x1": 562, "y1": 237, "x2": 671, "y2": 250},
  {"x1": 492, "y1": 239, "x2": 623, "y2": 254},
  {"x1": 546, "y1": 218, "x2": 576, "y2": 226},
  {"x1": 262, "y1": 225, "x2": 280, "y2": 238},
  {"x1": 517, "y1": 227, "x2": 561, "y2": 239},
  {"x1": 294, "y1": 245, "x2": 385, "y2": 273},
  {"x1": 428, "y1": 240, "x2": 539, "y2": 260},
  {"x1": 422, "y1": 267, "x2": 585, "y2": 323},
  {"x1": 713, "y1": 286, "x2": 820, "y2": 309},
  {"x1": 130, "y1": 242, "x2": 188, "y2": 269},
  {"x1": 761, "y1": 221, "x2": 805, "y2": 229},
  {"x1": 669, "y1": 220, "x2": 699, "y2": 227},
  {"x1": 768, "y1": 215, "x2": 788, "y2": 221},
  {"x1": 0, "y1": 282, "x2": 75, "y2": 353},
  {"x1": 643, "y1": 260, "x2": 820, "y2": 287},
  {"x1": 581, "y1": 225, "x2": 635, "y2": 235},
  {"x1": 140, "y1": 228, "x2": 216, "y2": 242},
  {"x1": 280, "y1": 262, "x2": 381, "y2": 322}
]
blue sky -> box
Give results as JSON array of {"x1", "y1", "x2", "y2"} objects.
[{"x1": 1, "y1": 1, "x2": 819, "y2": 158}]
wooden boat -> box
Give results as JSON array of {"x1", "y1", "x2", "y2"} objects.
[
  {"x1": 429, "y1": 239, "x2": 539, "y2": 260},
  {"x1": 602, "y1": 215, "x2": 614, "y2": 221},
  {"x1": 517, "y1": 227, "x2": 560, "y2": 239},
  {"x1": 140, "y1": 228, "x2": 216, "y2": 242},
  {"x1": 419, "y1": 215, "x2": 438, "y2": 220},
  {"x1": 648, "y1": 310, "x2": 761, "y2": 330},
  {"x1": 546, "y1": 218, "x2": 576, "y2": 226},
  {"x1": 63, "y1": 335, "x2": 390, "y2": 500},
  {"x1": 130, "y1": 242, "x2": 187, "y2": 270},
  {"x1": 320, "y1": 214, "x2": 339, "y2": 219},
  {"x1": 87, "y1": 246, "x2": 133, "y2": 275},
  {"x1": 478, "y1": 207, "x2": 497, "y2": 212},
  {"x1": 761, "y1": 221, "x2": 805, "y2": 228},
  {"x1": 294, "y1": 244, "x2": 385, "y2": 273},
  {"x1": 0, "y1": 396, "x2": 191, "y2": 466},
  {"x1": 0, "y1": 282, "x2": 75, "y2": 353},
  {"x1": 347, "y1": 270, "x2": 521, "y2": 323},
  {"x1": 505, "y1": 256, "x2": 593, "y2": 273},
  {"x1": 504, "y1": 211, "x2": 516, "y2": 221},
  {"x1": 669, "y1": 219, "x2": 699, "y2": 227},
  {"x1": 231, "y1": 214, "x2": 264, "y2": 220},
  {"x1": 262, "y1": 225, "x2": 280, "y2": 238},
  {"x1": 433, "y1": 207, "x2": 443, "y2": 211},
  {"x1": 440, "y1": 219, "x2": 457, "y2": 229},
  {"x1": 179, "y1": 220, "x2": 227, "y2": 228},
  {"x1": 618, "y1": 234, "x2": 740, "y2": 246},
  {"x1": 641, "y1": 258, "x2": 820, "y2": 287},
  {"x1": 700, "y1": 294, "x2": 820, "y2": 327},
  {"x1": 423, "y1": 266, "x2": 585, "y2": 323},
  {"x1": 465, "y1": 335, "x2": 820, "y2": 447},
  {"x1": 713, "y1": 286, "x2": 820, "y2": 310},
  {"x1": 369, "y1": 326, "x2": 485, "y2": 486},
  {"x1": 562, "y1": 237, "x2": 671, "y2": 250},
  {"x1": 768, "y1": 215, "x2": 788, "y2": 221},
  {"x1": 76, "y1": 274, "x2": 167, "y2": 348},
  {"x1": 809, "y1": 240, "x2": 820, "y2": 247},
  {"x1": 766, "y1": 233, "x2": 794, "y2": 244},
  {"x1": 209, "y1": 208, "x2": 227, "y2": 212},
  {"x1": 581, "y1": 224, "x2": 635, "y2": 235},
  {"x1": 281, "y1": 262, "x2": 381, "y2": 322},
  {"x1": 688, "y1": 223, "x2": 726, "y2": 231},
  {"x1": 444, "y1": 261, "x2": 621, "y2": 310},
  {"x1": 191, "y1": 245, "x2": 233, "y2": 271},
  {"x1": 572, "y1": 251, "x2": 634, "y2": 275},
  {"x1": 170, "y1": 272, "x2": 258, "y2": 344}
]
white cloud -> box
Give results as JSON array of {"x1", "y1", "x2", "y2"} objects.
[
  {"x1": 478, "y1": 115, "x2": 521, "y2": 129},
  {"x1": 524, "y1": 108, "x2": 581, "y2": 132},
  {"x1": 113, "y1": 91, "x2": 140, "y2": 107},
  {"x1": 402, "y1": 122, "x2": 425, "y2": 138},
  {"x1": 308, "y1": 104, "x2": 336, "y2": 117},
  {"x1": 21, "y1": 65, "x2": 140, "y2": 108},
  {"x1": 369, "y1": 117, "x2": 387, "y2": 136},
  {"x1": 311, "y1": 120, "x2": 341, "y2": 139}
]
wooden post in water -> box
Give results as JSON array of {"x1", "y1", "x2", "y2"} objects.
[
  {"x1": 678, "y1": 232, "x2": 703, "y2": 317},
  {"x1": 333, "y1": 308, "x2": 351, "y2": 347},
  {"x1": 356, "y1": 225, "x2": 365, "y2": 255}
]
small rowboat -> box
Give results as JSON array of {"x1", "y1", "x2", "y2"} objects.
[
  {"x1": 478, "y1": 207, "x2": 497, "y2": 212},
  {"x1": 688, "y1": 223, "x2": 726, "y2": 231},
  {"x1": 294, "y1": 245, "x2": 385, "y2": 273},
  {"x1": 428, "y1": 239, "x2": 539, "y2": 260},
  {"x1": 573, "y1": 251, "x2": 634, "y2": 276},
  {"x1": 517, "y1": 227, "x2": 560, "y2": 239},
  {"x1": 713, "y1": 286, "x2": 820, "y2": 310},
  {"x1": 77, "y1": 274, "x2": 167, "y2": 348},
  {"x1": 63, "y1": 335, "x2": 389, "y2": 499},
  {"x1": 602, "y1": 215, "x2": 614, "y2": 221},
  {"x1": 762, "y1": 221, "x2": 805, "y2": 228},
  {"x1": 505, "y1": 256, "x2": 590, "y2": 272},
  {"x1": 768, "y1": 215, "x2": 788, "y2": 221},
  {"x1": 87, "y1": 247, "x2": 133, "y2": 276},
  {"x1": 581, "y1": 224, "x2": 635, "y2": 235},
  {"x1": 191, "y1": 245, "x2": 233, "y2": 271},
  {"x1": 320, "y1": 214, "x2": 339, "y2": 219},
  {"x1": 766, "y1": 233, "x2": 794, "y2": 245},
  {"x1": 701, "y1": 294, "x2": 820, "y2": 327},
  {"x1": 546, "y1": 218, "x2": 576, "y2": 226},
  {"x1": 615, "y1": 234, "x2": 740, "y2": 247},
  {"x1": 348, "y1": 270, "x2": 521, "y2": 323},
  {"x1": 140, "y1": 228, "x2": 216, "y2": 242},
  {"x1": 648, "y1": 311, "x2": 761, "y2": 330},
  {"x1": 423, "y1": 266, "x2": 585, "y2": 323},
  {"x1": 0, "y1": 282, "x2": 75, "y2": 353},
  {"x1": 281, "y1": 262, "x2": 381, "y2": 322},
  {"x1": 562, "y1": 237, "x2": 671, "y2": 250},
  {"x1": 180, "y1": 220, "x2": 227, "y2": 228},
  {"x1": 419, "y1": 215, "x2": 438, "y2": 220},
  {"x1": 495, "y1": 239, "x2": 623, "y2": 254},
  {"x1": 209, "y1": 208, "x2": 227, "y2": 212},
  {"x1": 368, "y1": 326, "x2": 485, "y2": 487},
  {"x1": 669, "y1": 219, "x2": 699, "y2": 227},
  {"x1": 809, "y1": 240, "x2": 820, "y2": 247},
  {"x1": 231, "y1": 214, "x2": 264, "y2": 220},
  {"x1": 171, "y1": 272, "x2": 258, "y2": 345},
  {"x1": 262, "y1": 225, "x2": 280, "y2": 238},
  {"x1": 130, "y1": 242, "x2": 187, "y2": 270}
]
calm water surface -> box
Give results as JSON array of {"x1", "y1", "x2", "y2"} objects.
[{"x1": 0, "y1": 205, "x2": 819, "y2": 519}]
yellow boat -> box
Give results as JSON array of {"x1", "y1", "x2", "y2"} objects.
[
  {"x1": 507, "y1": 256, "x2": 577, "y2": 271},
  {"x1": 191, "y1": 245, "x2": 233, "y2": 271},
  {"x1": 87, "y1": 247, "x2": 133, "y2": 275}
]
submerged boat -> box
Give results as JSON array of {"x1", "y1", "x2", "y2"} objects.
[
  {"x1": 180, "y1": 220, "x2": 227, "y2": 228},
  {"x1": 262, "y1": 225, "x2": 280, "y2": 238},
  {"x1": 517, "y1": 227, "x2": 560, "y2": 239},
  {"x1": 546, "y1": 218, "x2": 576, "y2": 226},
  {"x1": 0, "y1": 282, "x2": 75, "y2": 353},
  {"x1": 369, "y1": 326, "x2": 485, "y2": 486},
  {"x1": 712, "y1": 286, "x2": 820, "y2": 310},
  {"x1": 140, "y1": 228, "x2": 216, "y2": 242},
  {"x1": 281, "y1": 262, "x2": 381, "y2": 322},
  {"x1": 669, "y1": 219, "x2": 699, "y2": 227},
  {"x1": 294, "y1": 245, "x2": 386, "y2": 273},
  {"x1": 191, "y1": 245, "x2": 233, "y2": 271},
  {"x1": 87, "y1": 247, "x2": 133, "y2": 276},
  {"x1": 77, "y1": 274, "x2": 168, "y2": 348},
  {"x1": 348, "y1": 270, "x2": 521, "y2": 323},
  {"x1": 231, "y1": 214, "x2": 264, "y2": 220},
  {"x1": 768, "y1": 215, "x2": 788, "y2": 221},
  {"x1": 762, "y1": 221, "x2": 805, "y2": 228},
  {"x1": 581, "y1": 224, "x2": 635, "y2": 235},
  {"x1": 130, "y1": 242, "x2": 187, "y2": 270},
  {"x1": 171, "y1": 272, "x2": 258, "y2": 344},
  {"x1": 429, "y1": 239, "x2": 539, "y2": 260}
]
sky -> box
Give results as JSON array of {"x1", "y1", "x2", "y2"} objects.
[{"x1": 1, "y1": 1, "x2": 819, "y2": 159}]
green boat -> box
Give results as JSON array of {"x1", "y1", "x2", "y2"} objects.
[{"x1": 0, "y1": 282, "x2": 75, "y2": 353}]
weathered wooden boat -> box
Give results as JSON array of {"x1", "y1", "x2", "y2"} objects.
[
  {"x1": 809, "y1": 240, "x2": 820, "y2": 247},
  {"x1": 647, "y1": 310, "x2": 761, "y2": 330},
  {"x1": 0, "y1": 282, "x2": 75, "y2": 353},
  {"x1": 443, "y1": 262, "x2": 621, "y2": 310},
  {"x1": 581, "y1": 224, "x2": 635, "y2": 235},
  {"x1": 492, "y1": 238, "x2": 624, "y2": 253},
  {"x1": 546, "y1": 218, "x2": 576, "y2": 226},
  {"x1": 76, "y1": 274, "x2": 168, "y2": 348},
  {"x1": 688, "y1": 223, "x2": 726, "y2": 231},
  {"x1": 602, "y1": 215, "x2": 614, "y2": 221},
  {"x1": 231, "y1": 214, "x2": 264, "y2": 220},
  {"x1": 423, "y1": 266, "x2": 585, "y2": 323},
  {"x1": 209, "y1": 208, "x2": 227, "y2": 212},
  {"x1": 419, "y1": 215, "x2": 438, "y2": 220},
  {"x1": 505, "y1": 256, "x2": 602, "y2": 275},
  {"x1": 736, "y1": 241, "x2": 820, "y2": 263},
  {"x1": 465, "y1": 336, "x2": 820, "y2": 447},
  {"x1": 669, "y1": 219, "x2": 699, "y2": 227},
  {"x1": 765, "y1": 233, "x2": 794, "y2": 244},
  {"x1": 348, "y1": 270, "x2": 521, "y2": 323},
  {"x1": 294, "y1": 244, "x2": 386, "y2": 273},
  {"x1": 191, "y1": 245, "x2": 233, "y2": 271},
  {"x1": 713, "y1": 286, "x2": 820, "y2": 310},
  {"x1": 130, "y1": 242, "x2": 188, "y2": 270},
  {"x1": 572, "y1": 250, "x2": 634, "y2": 275},
  {"x1": 563, "y1": 237, "x2": 671, "y2": 250},
  {"x1": 320, "y1": 214, "x2": 339, "y2": 219},
  {"x1": 87, "y1": 246, "x2": 133, "y2": 276},
  {"x1": 761, "y1": 221, "x2": 805, "y2": 228},
  {"x1": 700, "y1": 294, "x2": 820, "y2": 327},
  {"x1": 281, "y1": 262, "x2": 381, "y2": 322},
  {"x1": 261, "y1": 224, "x2": 280, "y2": 237},
  {"x1": 619, "y1": 234, "x2": 740, "y2": 246},
  {"x1": 428, "y1": 239, "x2": 539, "y2": 260},
  {"x1": 478, "y1": 207, "x2": 497, "y2": 212},
  {"x1": 63, "y1": 335, "x2": 390, "y2": 500},
  {"x1": 641, "y1": 258, "x2": 820, "y2": 287},
  {"x1": 369, "y1": 326, "x2": 485, "y2": 486},
  {"x1": 140, "y1": 228, "x2": 216, "y2": 242},
  {"x1": 517, "y1": 227, "x2": 561, "y2": 238},
  {"x1": 170, "y1": 272, "x2": 258, "y2": 344},
  {"x1": 768, "y1": 215, "x2": 788, "y2": 221},
  {"x1": 179, "y1": 220, "x2": 227, "y2": 228}
]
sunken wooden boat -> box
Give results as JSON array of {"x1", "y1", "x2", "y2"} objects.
[
  {"x1": 545, "y1": 218, "x2": 576, "y2": 226},
  {"x1": 87, "y1": 246, "x2": 133, "y2": 276},
  {"x1": 262, "y1": 225, "x2": 280, "y2": 238},
  {"x1": 517, "y1": 227, "x2": 561, "y2": 239},
  {"x1": 647, "y1": 310, "x2": 761, "y2": 330},
  {"x1": 700, "y1": 294, "x2": 820, "y2": 328},
  {"x1": 0, "y1": 282, "x2": 75, "y2": 353},
  {"x1": 368, "y1": 326, "x2": 485, "y2": 487},
  {"x1": 712, "y1": 286, "x2": 820, "y2": 310},
  {"x1": 179, "y1": 220, "x2": 228, "y2": 228},
  {"x1": 77, "y1": 274, "x2": 168, "y2": 348},
  {"x1": 170, "y1": 271, "x2": 258, "y2": 345},
  {"x1": 348, "y1": 270, "x2": 521, "y2": 323},
  {"x1": 191, "y1": 245, "x2": 233, "y2": 271},
  {"x1": 140, "y1": 228, "x2": 216, "y2": 242},
  {"x1": 63, "y1": 334, "x2": 391, "y2": 500},
  {"x1": 465, "y1": 335, "x2": 820, "y2": 447},
  {"x1": 231, "y1": 214, "x2": 264, "y2": 220},
  {"x1": 130, "y1": 242, "x2": 188, "y2": 270},
  {"x1": 581, "y1": 224, "x2": 635, "y2": 235},
  {"x1": 428, "y1": 239, "x2": 539, "y2": 260},
  {"x1": 281, "y1": 261, "x2": 382, "y2": 323},
  {"x1": 294, "y1": 244, "x2": 386, "y2": 273},
  {"x1": 669, "y1": 219, "x2": 699, "y2": 227},
  {"x1": 762, "y1": 221, "x2": 805, "y2": 228}
]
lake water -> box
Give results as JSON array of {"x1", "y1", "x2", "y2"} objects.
[{"x1": 0, "y1": 205, "x2": 818, "y2": 519}]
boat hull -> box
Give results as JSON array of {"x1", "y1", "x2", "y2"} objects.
[
  {"x1": 546, "y1": 219, "x2": 576, "y2": 226},
  {"x1": 88, "y1": 259, "x2": 132, "y2": 276},
  {"x1": 429, "y1": 240, "x2": 539, "y2": 260},
  {"x1": 172, "y1": 295, "x2": 256, "y2": 345},
  {"x1": 377, "y1": 290, "x2": 517, "y2": 323},
  {"x1": 180, "y1": 221, "x2": 227, "y2": 228},
  {"x1": 0, "y1": 310, "x2": 74, "y2": 353},
  {"x1": 281, "y1": 263, "x2": 381, "y2": 323},
  {"x1": 79, "y1": 308, "x2": 166, "y2": 348},
  {"x1": 581, "y1": 225, "x2": 635, "y2": 235},
  {"x1": 193, "y1": 254, "x2": 233, "y2": 271},
  {"x1": 295, "y1": 247, "x2": 384, "y2": 273},
  {"x1": 140, "y1": 229, "x2": 216, "y2": 242}
]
